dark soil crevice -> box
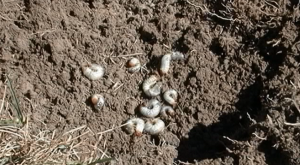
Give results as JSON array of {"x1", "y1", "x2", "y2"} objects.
[
  {"x1": 235, "y1": 76, "x2": 264, "y2": 122},
  {"x1": 23, "y1": 0, "x2": 31, "y2": 12},
  {"x1": 138, "y1": 26, "x2": 158, "y2": 45},
  {"x1": 172, "y1": 28, "x2": 190, "y2": 53}
]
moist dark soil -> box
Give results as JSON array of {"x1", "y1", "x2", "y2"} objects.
[{"x1": 1, "y1": 0, "x2": 300, "y2": 164}]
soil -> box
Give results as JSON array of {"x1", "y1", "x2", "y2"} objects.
[{"x1": 1, "y1": 0, "x2": 300, "y2": 164}]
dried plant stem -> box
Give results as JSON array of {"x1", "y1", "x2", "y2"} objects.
[
  {"x1": 114, "y1": 53, "x2": 144, "y2": 58},
  {"x1": 97, "y1": 123, "x2": 129, "y2": 135},
  {"x1": 284, "y1": 122, "x2": 300, "y2": 126},
  {"x1": 185, "y1": 0, "x2": 234, "y2": 21},
  {"x1": 5, "y1": 75, "x2": 24, "y2": 125}
]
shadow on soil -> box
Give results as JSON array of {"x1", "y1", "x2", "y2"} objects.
[
  {"x1": 177, "y1": 76, "x2": 289, "y2": 165},
  {"x1": 258, "y1": 135, "x2": 291, "y2": 165},
  {"x1": 175, "y1": 113, "x2": 241, "y2": 164},
  {"x1": 176, "y1": 76, "x2": 292, "y2": 164},
  {"x1": 176, "y1": 76, "x2": 263, "y2": 163}
]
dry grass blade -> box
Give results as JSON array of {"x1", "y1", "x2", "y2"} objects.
[
  {"x1": 5, "y1": 75, "x2": 24, "y2": 125},
  {"x1": 63, "y1": 125, "x2": 87, "y2": 136},
  {"x1": 284, "y1": 122, "x2": 300, "y2": 126},
  {"x1": 0, "y1": 85, "x2": 7, "y2": 114},
  {"x1": 0, "y1": 124, "x2": 114, "y2": 164},
  {"x1": 96, "y1": 123, "x2": 129, "y2": 135},
  {"x1": 113, "y1": 53, "x2": 144, "y2": 58},
  {"x1": 185, "y1": 0, "x2": 234, "y2": 21},
  {"x1": 0, "y1": 82, "x2": 113, "y2": 165},
  {"x1": 85, "y1": 157, "x2": 114, "y2": 165},
  {"x1": 285, "y1": 98, "x2": 300, "y2": 114}
]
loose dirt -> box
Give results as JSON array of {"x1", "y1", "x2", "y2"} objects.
[{"x1": 1, "y1": 0, "x2": 300, "y2": 164}]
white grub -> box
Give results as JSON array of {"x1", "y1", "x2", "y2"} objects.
[
  {"x1": 140, "y1": 99, "x2": 161, "y2": 118},
  {"x1": 124, "y1": 118, "x2": 145, "y2": 137},
  {"x1": 91, "y1": 94, "x2": 105, "y2": 111},
  {"x1": 163, "y1": 89, "x2": 178, "y2": 105},
  {"x1": 160, "y1": 105, "x2": 175, "y2": 117},
  {"x1": 127, "y1": 58, "x2": 141, "y2": 73},
  {"x1": 144, "y1": 118, "x2": 165, "y2": 135},
  {"x1": 159, "y1": 53, "x2": 172, "y2": 75},
  {"x1": 159, "y1": 51, "x2": 185, "y2": 75},
  {"x1": 82, "y1": 63, "x2": 105, "y2": 80},
  {"x1": 142, "y1": 75, "x2": 162, "y2": 97},
  {"x1": 171, "y1": 51, "x2": 185, "y2": 60}
]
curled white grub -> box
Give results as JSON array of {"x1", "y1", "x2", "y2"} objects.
[
  {"x1": 140, "y1": 99, "x2": 161, "y2": 118},
  {"x1": 82, "y1": 63, "x2": 105, "y2": 80},
  {"x1": 127, "y1": 58, "x2": 141, "y2": 73},
  {"x1": 91, "y1": 94, "x2": 105, "y2": 111},
  {"x1": 159, "y1": 51, "x2": 185, "y2": 75},
  {"x1": 142, "y1": 75, "x2": 162, "y2": 97},
  {"x1": 144, "y1": 118, "x2": 165, "y2": 135},
  {"x1": 163, "y1": 89, "x2": 178, "y2": 105},
  {"x1": 124, "y1": 118, "x2": 145, "y2": 137},
  {"x1": 160, "y1": 105, "x2": 175, "y2": 117}
]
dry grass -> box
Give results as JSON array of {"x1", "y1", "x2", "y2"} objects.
[{"x1": 0, "y1": 78, "x2": 113, "y2": 165}]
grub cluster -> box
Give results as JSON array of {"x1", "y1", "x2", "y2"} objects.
[{"x1": 82, "y1": 51, "x2": 185, "y2": 137}]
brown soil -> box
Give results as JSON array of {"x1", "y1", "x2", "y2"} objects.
[{"x1": 1, "y1": 0, "x2": 300, "y2": 164}]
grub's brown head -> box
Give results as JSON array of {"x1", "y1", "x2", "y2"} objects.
[
  {"x1": 135, "y1": 131, "x2": 143, "y2": 137},
  {"x1": 91, "y1": 95, "x2": 99, "y2": 105}
]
